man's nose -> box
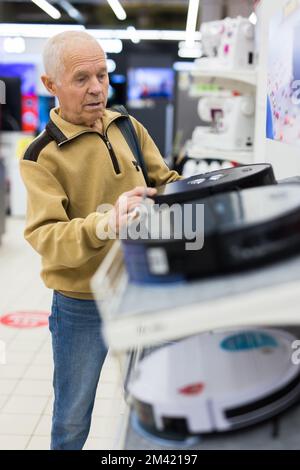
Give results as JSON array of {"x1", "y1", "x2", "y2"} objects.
[{"x1": 88, "y1": 76, "x2": 102, "y2": 95}]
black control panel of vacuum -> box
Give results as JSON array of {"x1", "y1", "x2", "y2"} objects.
[{"x1": 154, "y1": 163, "x2": 276, "y2": 204}]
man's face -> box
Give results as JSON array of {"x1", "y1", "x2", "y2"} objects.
[{"x1": 46, "y1": 42, "x2": 109, "y2": 127}]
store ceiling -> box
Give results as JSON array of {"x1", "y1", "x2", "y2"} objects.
[{"x1": 0, "y1": 0, "x2": 191, "y2": 29}]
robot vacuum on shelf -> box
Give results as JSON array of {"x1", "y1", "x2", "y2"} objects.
[
  {"x1": 129, "y1": 328, "x2": 300, "y2": 440},
  {"x1": 122, "y1": 183, "x2": 300, "y2": 283},
  {"x1": 154, "y1": 163, "x2": 276, "y2": 205}
]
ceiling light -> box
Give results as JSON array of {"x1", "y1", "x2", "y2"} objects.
[
  {"x1": 3, "y1": 37, "x2": 26, "y2": 53},
  {"x1": 58, "y1": 0, "x2": 85, "y2": 23},
  {"x1": 106, "y1": 0, "x2": 126, "y2": 21},
  {"x1": 0, "y1": 24, "x2": 201, "y2": 42},
  {"x1": 0, "y1": 24, "x2": 85, "y2": 38},
  {"x1": 88, "y1": 29, "x2": 201, "y2": 41},
  {"x1": 127, "y1": 26, "x2": 140, "y2": 44},
  {"x1": 186, "y1": 0, "x2": 200, "y2": 46},
  {"x1": 31, "y1": 0, "x2": 61, "y2": 20},
  {"x1": 97, "y1": 39, "x2": 123, "y2": 54},
  {"x1": 106, "y1": 59, "x2": 116, "y2": 73}
]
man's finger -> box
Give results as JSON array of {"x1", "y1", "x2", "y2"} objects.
[{"x1": 124, "y1": 186, "x2": 157, "y2": 197}]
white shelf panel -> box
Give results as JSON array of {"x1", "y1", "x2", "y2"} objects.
[
  {"x1": 185, "y1": 148, "x2": 254, "y2": 164},
  {"x1": 92, "y1": 242, "x2": 300, "y2": 352},
  {"x1": 103, "y1": 280, "x2": 300, "y2": 351},
  {"x1": 191, "y1": 68, "x2": 257, "y2": 86}
]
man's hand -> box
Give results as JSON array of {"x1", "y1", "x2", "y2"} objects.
[{"x1": 108, "y1": 186, "x2": 157, "y2": 235}]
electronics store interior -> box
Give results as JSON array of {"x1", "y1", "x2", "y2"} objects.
[{"x1": 1, "y1": 0, "x2": 300, "y2": 452}]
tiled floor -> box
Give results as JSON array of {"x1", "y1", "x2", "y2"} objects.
[{"x1": 0, "y1": 217, "x2": 126, "y2": 450}]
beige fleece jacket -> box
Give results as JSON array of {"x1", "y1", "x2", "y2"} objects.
[{"x1": 19, "y1": 107, "x2": 180, "y2": 299}]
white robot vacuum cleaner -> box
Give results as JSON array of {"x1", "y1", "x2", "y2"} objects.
[{"x1": 129, "y1": 328, "x2": 300, "y2": 440}]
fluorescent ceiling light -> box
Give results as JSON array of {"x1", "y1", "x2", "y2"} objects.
[
  {"x1": 0, "y1": 24, "x2": 201, "y2": 42},
  {"x1": 186, "y1": 0, "x2": 200, "y2": 46},
  {"x1": 106, "y1": 59, "x2": 116, "y2": 73},
  {"x1": 31, "y1": 0, "x2": 61, "y2": 20},
  {"x1": 249, "y1": 12, "x2": 257, "y2": 25},
  {"x1": 89, "y1": 29, "x2": 201, "y2": 41},
  {"x1": 0, "y1": 24, "x2": 85, "y2": 38},
  {"x1": 127, "y1": 26, "x2": 140, "y2": 44},
  {"x1": 58, "y1": 0, "x2": 85, "y2": 23},
  {"x1": 97, "y1": 38, "x2": 123, "y2": 54},
  {"x1": 107, "y1": 0, "x2": 126, "y2": 21},
  {"x1": 3, "y1": 37, "x2": 26, "y2": 53}
]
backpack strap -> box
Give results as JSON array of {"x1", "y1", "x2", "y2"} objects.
[{"x1": 112, "y1": 105, "x2": 151, "y2": 187}]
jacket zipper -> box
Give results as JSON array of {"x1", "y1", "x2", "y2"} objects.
[
  {"x1": 102, "y1": 115, "x2": 127, "y2": 176},
  {"x1": 100, "y1": 134, "x2": 121, "y2": 175},
  {"x1": 57, "y1": 115, "x2": 126, "y2": 175},
  {"x1": 132, "y1": 161, "x2": 140, "y2": 172}
]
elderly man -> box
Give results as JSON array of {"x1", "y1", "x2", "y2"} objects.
[{"x1": 19, "y1": 31, "x2": 180, "y2": 450}]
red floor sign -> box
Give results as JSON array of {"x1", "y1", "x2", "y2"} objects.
[{"x1": 0, "y1": 311, "x2": 49, "y2": 328}]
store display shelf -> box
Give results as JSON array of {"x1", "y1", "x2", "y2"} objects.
[
  {"x1": 91, "y1": 241, "x2": 300, "y2": 352},
  {"x1": 191, "y1": 67, "x2": 257, "y2": 86},
  {"x1": 124, "y1": 403, "x2": 300, "y2": 450},
  {"x1": 185, "y1": 147, "x2": 254, "y2": 164}
]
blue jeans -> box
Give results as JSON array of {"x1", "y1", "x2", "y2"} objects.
[{"x1": 48, "y1": 291, "x2": 108, "y2": 450}]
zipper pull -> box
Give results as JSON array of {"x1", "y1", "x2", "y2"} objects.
[
  {"x1": 105, "y1": 138, "x2": 112, "y2": 150},
  {"x1": 132, "y1": 161, "x2": 140, "y2": 171}
]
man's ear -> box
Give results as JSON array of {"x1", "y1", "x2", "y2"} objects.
[{"x1": 41, "y1": 75, "x2": 57, "y2": 96}]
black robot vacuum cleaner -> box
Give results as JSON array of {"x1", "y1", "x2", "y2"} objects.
[
  {"x1": 122, "y1": 183, "x2": 300, "y2": 283},
  {"x1": 154, "y1": 163, "x2": 276, "y2": 204}
]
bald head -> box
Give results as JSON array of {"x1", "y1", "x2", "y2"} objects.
[
  {"x1": 43, "y1": 31, "x2": 105, "y2": 82},
  {"x1": 41, "y1": 30, "x2": 109, "y2": 126}
]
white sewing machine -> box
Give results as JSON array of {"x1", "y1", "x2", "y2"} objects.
[
  {"x1": 187, "y1": 94, "x2": 255, "y2": 152},
  {"x1": 196, "y1": 16, "x2": 255, "y2": 70}
]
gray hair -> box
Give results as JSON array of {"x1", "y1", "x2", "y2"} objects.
[{"x1": 43, "y1": 31, "x2": 103, "y2": 82}]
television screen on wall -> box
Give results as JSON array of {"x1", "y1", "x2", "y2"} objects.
[
  {"x1": 0, "y1": 63, "x2": 38, "y2": 132},
  {"x1": 127, "y1": 67, "x2": 174, "y2": 102}
]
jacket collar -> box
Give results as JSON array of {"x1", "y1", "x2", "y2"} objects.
[{"x1": 47, "y1": 107, "x2": 124, "y2": 146}]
